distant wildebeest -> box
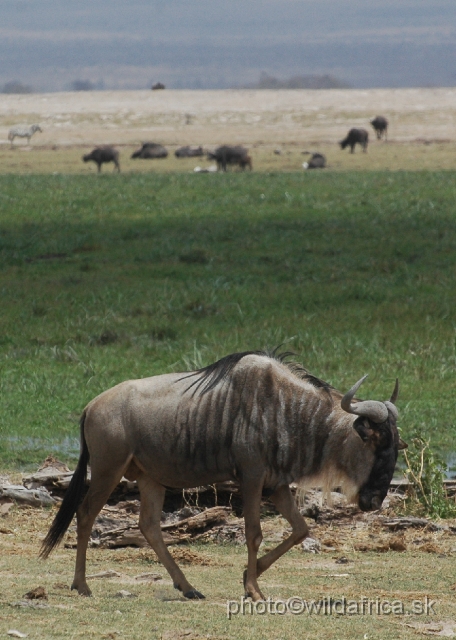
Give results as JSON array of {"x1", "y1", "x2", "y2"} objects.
[
  {"x1": 41, "y1": 350, "x2": 405, "y2": 602},
  {"x1": 82, "y1": 146, "x2": 120, "y2": 173},
  {"x1": 174, "y1": 146, "x2": 204, "y2": 158},
  {"x1": 302, "y1": 152, "x2": 327, "y2": 169},
  {"x1": 131, "y1": 142, "x2": 168, "y2": 159},
  {"x1": 151, "y1": 82, "x2": 165, "y2": 90},
  {"x1": 370, "y1": 116, "x2": 388, "y2": 141},
  {"x1": 208, "y1": 145, "x2": 252, "y2": 171},
  {"x1": 340, "y1": 128, "x2": 369, "y2": 153},
  {"x1": 8, "y1": 124, "x2": 42, "y2": 148}
]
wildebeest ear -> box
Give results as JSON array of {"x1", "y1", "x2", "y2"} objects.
[
  {"x1": 397, "y1": 437, "x2": 408, "y2": 450},
  {"x1": 353, "y1": 418, "x2": 374, "y2": 442}
]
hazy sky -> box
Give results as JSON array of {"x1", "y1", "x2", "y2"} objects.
[{"x1": 1, "y1": 1, "x2": 455, "y2": 90}]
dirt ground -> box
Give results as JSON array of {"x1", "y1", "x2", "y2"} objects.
[
  {"x1": 1, "y1": 459, "x2": 456, "y2": 638},
  {"x1": 1, "y1": 495, "x2": 456, "y2": 639},
  {"x1": 1, "y1": 89, "x2": 456, "y2": 173}
]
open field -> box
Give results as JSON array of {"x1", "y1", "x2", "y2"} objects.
[
  {"x1": 1, "y1": 89, "x2": 456, "y2": 172},
  {"x1": 1, "y1": 499, "x2": 456, "y2": 640},
  {"x1": 0, "y1": 172, "x2": 456, "y2": 467}
]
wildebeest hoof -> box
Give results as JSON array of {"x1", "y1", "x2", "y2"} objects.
[
  {"x1": 71, "y1": 584, "x2": 92, "y2": 597},
  {"x1": 184, "y1": 589, "x2": 205, "y2": 600}
]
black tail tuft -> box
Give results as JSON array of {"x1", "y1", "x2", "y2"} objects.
[{"x1": 40, "y1": 413, "x2": 89, "y2": 559}]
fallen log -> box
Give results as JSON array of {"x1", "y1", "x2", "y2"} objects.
[
  {"x1": 161, "y1": 506, "x2": 230, "y2": 531},
  {"x1": 97, "y1": 527, "x2": 187, "y2": 548},
  {"x1": 381, "y1": 516, "x2": 446, "y2": 532},
  {"x1": 92, "y1": 506, "x2": 231, "y2": 549},
  {"x1": 0, "y1": 485, "x2": 56, "y2": 507}
]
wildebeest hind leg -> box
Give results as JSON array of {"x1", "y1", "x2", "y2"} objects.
[
  {"x1": 242, "y1": 479, "x2": 265, "y2": 601},
  {"x1": 137, "y1": 474, "x2": 205, "y2": 599},
  {"x1": 255, "y1": 484, "x2": 308, "y2": 579},
  {"x1": 72, "y1": 465, "x2": 127, "y2": 595}
]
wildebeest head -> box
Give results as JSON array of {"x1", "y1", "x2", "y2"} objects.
[{"x1": 341, "y1": 376, "x2": 407, "y2": 512}]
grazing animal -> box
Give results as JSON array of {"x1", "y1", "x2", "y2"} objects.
[
  {"x1": 339, "y1": 128, "x2": 369, "y2": 153},
  {"x1": 303, "y1": 152, "x2": 326, "y2": 169},
  {"x1": 370, "y1": 116, "x2": 388, "y2": 141},
  {"x1": 152, "y1": 82, "x2": 165, "y2": 90},
  {"x1": 175, "y1": 146, "x2": 204, "y2": 158},
  {"x1": 131, "y1": 142, "x2": 168, "y2": 159},
  {"x1": 40, "y1": 350, "x2": 406, "y2": 602},
  {"x1": 8, "y1": 124, "x2": 42, "y2": 147},
  {"x1": 209, "y1": 145, "x2": 252, "y2": 171},
  {"x1": 82, "y1": 146, "x2": 120, "y2": 173}
]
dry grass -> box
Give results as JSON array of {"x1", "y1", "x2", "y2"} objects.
[
  {"x1": 1, "y1": 88, "x2": 456, "y2": 173},
  {"x1": 1, "y1": 140, "x2": 456, "y2": 175},
  {"x1": 1, "y1": 503, "x2": 456, "y2": 639}
]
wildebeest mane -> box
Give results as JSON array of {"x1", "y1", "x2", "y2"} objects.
[{"x1": 180, "y1": 349, "x2": 333, "y2": 396}]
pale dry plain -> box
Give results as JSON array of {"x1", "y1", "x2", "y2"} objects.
[{"x1": 1, "y1": 88, "x2": 456, "y2": 172}]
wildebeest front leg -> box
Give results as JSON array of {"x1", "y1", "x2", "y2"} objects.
[
  {"x1": 241, "y1": 479, "x2": 265, "y2": 601},
  {"x1": 255, "y1": 484, "x2": 308, "y2": 579},
  {"x1": 137, "y1": 474, "x2": 204, "y2": 599}
]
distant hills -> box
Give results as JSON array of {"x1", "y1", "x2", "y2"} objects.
[
  {"x1": 1, "y1": 1, "x2": 455, "y2": 92},
  {"x1": 241, "y1": 74, "x2": 351, "y2": 90}
]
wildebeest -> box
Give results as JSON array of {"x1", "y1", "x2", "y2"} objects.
[
  {"x1": 8, "y1": 124, "x2": 42, "y2": 147},
  {"x1": 152, "y1": 82, "x2": 165, "y2": 90},
  {"x1": 40, "y1": 350, "x2": 405, "y2": 602},
  {"x1": 82, "y1": 146, "x2": 120, "y2": 173},
  {"x1": 131, "y1": 142, "x2": 168, "y2": 159},
  {"x1": 302, "y1": 152, "x2": 326, "y2": 169},
  {"x1": 370, "y1": 116, "x2": 388, "y2": 141},
  {"x1": 208, "y1": 145, "x2": 252, "y2": 171},
  {"x1": 339, "y1": 128, "x2": 369, "y2": 153},
  {"x1": 174, "y1": 146, "x2": 204, "y2": 158}
]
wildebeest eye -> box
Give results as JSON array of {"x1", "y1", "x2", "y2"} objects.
[{"x1": 353, "y1": 418, "x2": 374, "y2": 442}]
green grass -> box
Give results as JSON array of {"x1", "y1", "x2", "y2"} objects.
[{"x1": 0, "y1": 171, "x2": 456, "y2": 467}]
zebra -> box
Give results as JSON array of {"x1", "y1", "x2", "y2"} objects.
[{"x1": 8, "y1": 124, "x2": 42, "y2": 148}]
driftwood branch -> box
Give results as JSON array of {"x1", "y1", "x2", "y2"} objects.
[
  {"x1": 0, "y1": 485, "x2": 56, "y2": 507},
  {"x1": 92, "y1": 506, "x2": 231, "y2": 549},
  {"x1": 381, "y1": 516, "x2": 446, "y2": 532},
  {"x1": 160, "y1": 506, "x2": 231, "y2": 531}
]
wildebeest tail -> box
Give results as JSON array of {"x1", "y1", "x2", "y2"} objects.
[{"x1": 40, "y1": 412, "x2": 89, "y2": 558}]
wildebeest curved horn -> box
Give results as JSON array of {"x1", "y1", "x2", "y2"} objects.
[
  {"x1": 383, "y1": 378, "x2": 399, "y2": 420},
  {"x1": 341, "y1": 375, "x2": 388, "y2": 424},
  {"x1": 340, "y1": 375, "x2": 368, "y2": 412},
  {"x1": 389, "y1": 378, "x2": 399, "y2": 404}
]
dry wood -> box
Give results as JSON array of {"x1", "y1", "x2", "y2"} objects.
[
  {"x1": 381, "y1": 516, "x2": 446, "y2": 531},
  {"x1": 160, "y1": 506, "x2": 230, "y2": 531},
  {"x1": 94, "y1": 506, "x2": 230, "y2": 548},
  {"x1": 0, "y1": 485, "x2": 56, "y2": 507},
  {"x1": 98, "y1": 526, "x2": 187, "y2": 548}
]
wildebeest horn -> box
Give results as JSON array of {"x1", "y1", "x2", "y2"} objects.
[
  {"x1": 389, "y1": 378, "x2": 399, "y2": 404},
  {"x1": 341, "y1": 375, "x2": 388, "y2": 424},
  {"x1": 383, "y1": 378, "x2": 399, "y2": 419}
]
